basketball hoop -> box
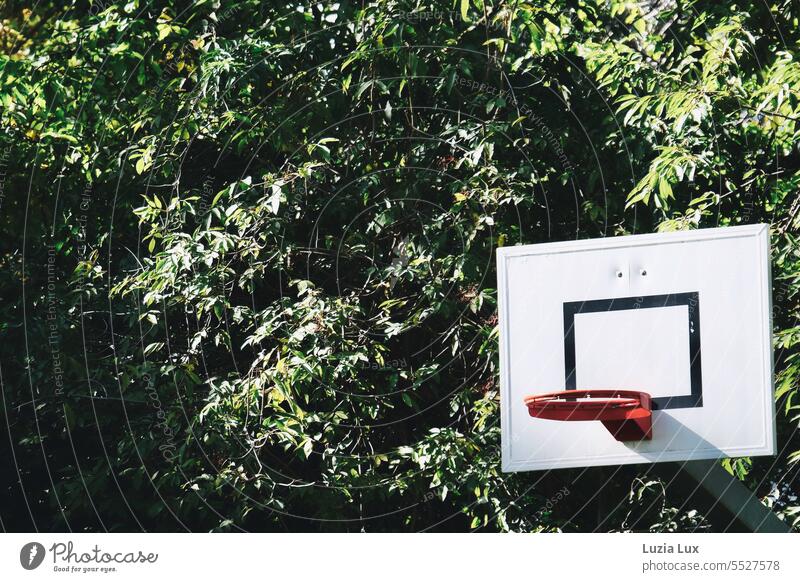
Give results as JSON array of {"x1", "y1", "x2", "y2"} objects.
[{"x1": 523, "y1": 390, "x2": 652, "y2": 441}]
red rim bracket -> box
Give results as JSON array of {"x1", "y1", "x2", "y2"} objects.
[{"x1": 523, "y1": 389, "x2": 652, "y2": 441}]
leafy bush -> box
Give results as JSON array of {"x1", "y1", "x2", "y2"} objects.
[{"x1": 1, "y1": 0, "x2": 799, "y2": 531}]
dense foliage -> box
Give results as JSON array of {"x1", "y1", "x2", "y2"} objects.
[{"x1": 1, "y1": 0, "x2": 799, "y2": 531}]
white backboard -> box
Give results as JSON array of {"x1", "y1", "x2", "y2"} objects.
[{"x1": 498, "y1": 225, "x2": 775, "y2": 471}]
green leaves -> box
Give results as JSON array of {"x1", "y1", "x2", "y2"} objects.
[
  {"x1": 307, "y1": 137, "x2": 339, "y2": 162},
  {"x1": 5, "y1": 0, "x2": 800, "y2": 534},
  {"x1": 625, "y1": 147, "x2": 704, "y2": 210},
  {"x1": 460, "y1": 0, "x2": 471, "y2": 23},
  {"x1": 156, "y1": 9, "x2": 183, "y2": 41},
  {"x1": 657, "y1": 176, "x2": 672, "y2": 203}
]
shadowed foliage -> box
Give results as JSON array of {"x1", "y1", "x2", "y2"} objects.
[{"x1": 1, "y1": 0, "x2": 799, "y2": 532}]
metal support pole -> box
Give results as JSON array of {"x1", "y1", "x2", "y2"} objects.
[{"x1": 681, "y1": 460, "x2": 790, "y2": 532}]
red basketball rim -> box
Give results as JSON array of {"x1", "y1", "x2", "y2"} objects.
[{"x1": 524, "y1": 389, "x2": 651, "y2": 422}]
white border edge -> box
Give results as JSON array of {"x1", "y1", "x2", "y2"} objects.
[{"x1": 759, "y1": 224, "x2": 778, "y2": 456}]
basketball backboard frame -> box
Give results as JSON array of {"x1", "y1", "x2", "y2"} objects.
[{"x1": 498, "y1": 224, "x2": 776, "y2": 472}]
